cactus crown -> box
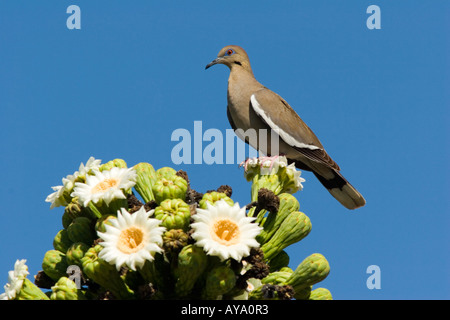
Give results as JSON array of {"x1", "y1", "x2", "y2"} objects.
[{"x1": 1, "y1": 156, "x2": 332, "y2": 300}]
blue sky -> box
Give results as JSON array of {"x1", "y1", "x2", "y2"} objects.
[{"x1": 0, "y1": 1, "x2": 448, "y2": 299}]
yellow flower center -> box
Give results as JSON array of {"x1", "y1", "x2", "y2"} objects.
[
  {"x1": 117, "y1": 227, "x2": 145, "y2": 254},
  {"x1": 92, "y1": 178, "x2": 118, "y2": 193},
  {"x1": 211, "y1": 219, "x2": 240, "y2": 246}
]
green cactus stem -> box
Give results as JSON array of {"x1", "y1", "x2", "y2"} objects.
[
  {"x1": 261, "y1": 211, "x2": 311, "y2": 261},
  {"x1": 268, "y1": 250, "x2": 290, "y2": 272},
  {"x1": 261, "y1": 269, "x2": 293, "y2": 286},
  {"x1": 285, "y1": 253, "x2": 330, "y2": 294},
  {"x1": 174, "y1": 244, "x2": 208, "y2": 297},
  {"x1": 202, "y1": 266, "x2": 236, "y2": 300},
  {"x1": 256, "y1": 193, "x2": 299, "y2": 244}
]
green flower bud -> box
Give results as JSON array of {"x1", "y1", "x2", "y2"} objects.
[
  {"x1": 242, "y1": 158, "x2": 261, "y2": 182},
  {"x1": 251, "y1": 174, "x2": 283, "y2": 202},
  {"x1": 62, "y1": 210, "x2": 73, "y2": 229},
  {"x1": 174, "y1": 244, "x2": 208, "y2": 297},
  {"x1": 66, "y1": 242, "x2": 90, "y2": 267},
  {"x1": 152, "y1": 175, "x2": 188, "y2": 204},
  {"x1": 261, "y1": 211, "x2": 311, "y2": 261},
  {"x1": 15, "y1": 278, "x2": 49, "y2": 300},
  {"x1": 280, "y1": 163, "x2": 305, "y2": 194},
  {"x1": 94, "y1": 214, "x2": 117, "y2": 233},
  {"x1": 309, "y1": 287, "x2": 333, "y2": 300},
  {"x1": 244, "y1": 157, "x2": 305, "y2": 202},
  {"x1": 67, "y1": 217, "x2": 96, "y2": 245},
  {"x1": 133, "y1": 162, "x2": 157, "y2": 203},
  {"x1": 53, "y1": 229, "x2": 73, "y2": 254},
  {"x1": 285, "y1": 254, "x2": 330, "y2": 293},
  {"x1": 154, "y1": 199, "x2": 191, "y2": 231},
  {"x1": 64, "y1": 197, "x2": 92, "y2": 220},
  {"x1": 100, "y1": 159, "x2": 127, "y2": 172},
  {"x1": 50, "y1": 277, "x2": 86, "y2": 300},
  {"x1": 81, "y1": 245, "x2": 134, "y2": 299},
  {"x1": 257, "y1": 193, "x2": 300, "y2": 244},
  {"x1": 203, "y1": 266, "x2": 236, "y2": 300},
  {"x1": 156, "y1": 167, "x2": 177, "y2": 179},
  {"x1": 199, "y1": 192, "x2": 234, "y2": 209},
  {"x1": 42, "y1": 250, "x2": 69, "y2": 281}
]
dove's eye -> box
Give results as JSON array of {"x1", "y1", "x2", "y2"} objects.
[{"x1": 226, "y1": 49, "x2": 235, "y2": 56}]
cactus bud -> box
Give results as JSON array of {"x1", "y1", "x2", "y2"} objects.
[
  {"x1": 100, "y1": 159, "x2": 127, "y2": 172},
  {"x1": 15, "y1": 278, "x2": 49, "y2": 300},
  {"x1": 53, "y1": 229, "x2": 73, "y2": 254},
  {"x1": 66, "y1": 242, "x2": 90, "y2": 267},
  {"x1": 156, "y1": 167, "x2": 177, "y2": 179},
  {"x1": 50, "y1": 277, "x2": 86, "y2": 300},
  {"x1": 64, "y1": 197, "x2": 92, "y2": 220},
  {"x1": 42, "y1": 250, "x2": 69, "y2": 281},
  {"x1": 133, "y1": 162, "x2": 157, "y2": 203},
  {"x1": 94, "y1": 214, "x2": 117, "y2": 233},
  {"x1": 154, "y1": 199, "x2": 191, "y2": 231},
  {"x1": 67, "y1": 217, "x2": 96, "y2": 246},
  {"x1": 199, "y1": 192, "x2": 234, "y2": 209},
  {"x1": 309, "y1": 287, "x2": 333, "y2": 300},
  {"x1": 152, "y1": 175, "x2": 188, "y2": 204},
  {"x1": 62, "y1": 210, "x2": 73, "y2": 229}
]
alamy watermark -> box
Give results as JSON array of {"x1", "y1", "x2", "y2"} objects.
[
  {"x1": 366, "y1": 265, "x2": 381, "y2": 289},
  {"x1": 65, "y1": 4, "x2": 381, "y2": 32},
  {"x1": 170, "y1": 121, "x2": 280, "y2": 165},
  {"x1": 67, "y1": 265, "x2": 82, "y2": 289},
  {"x1": 366, "y1": 5, "x2": 381, "y2": 30},
  {"x1": 66, "y1": 5, "x2": 81, "y2": 30}
]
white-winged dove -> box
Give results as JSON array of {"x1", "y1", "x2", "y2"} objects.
[{"x1": 206, "y1": 45, "x2": 365, "y2": 210}]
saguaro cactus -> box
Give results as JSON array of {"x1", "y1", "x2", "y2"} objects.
[{"x1": 1, "y1": 156, "x2": 334, "y2": 300}]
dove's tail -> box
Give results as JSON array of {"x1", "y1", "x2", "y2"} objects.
[{"x1": 312, "y1": 168, "x2": 366, "y2": 210}]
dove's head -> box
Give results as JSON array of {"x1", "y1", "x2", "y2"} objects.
[{"x1": 205, "y1": 45, "x2": 253, "y2": 73}]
